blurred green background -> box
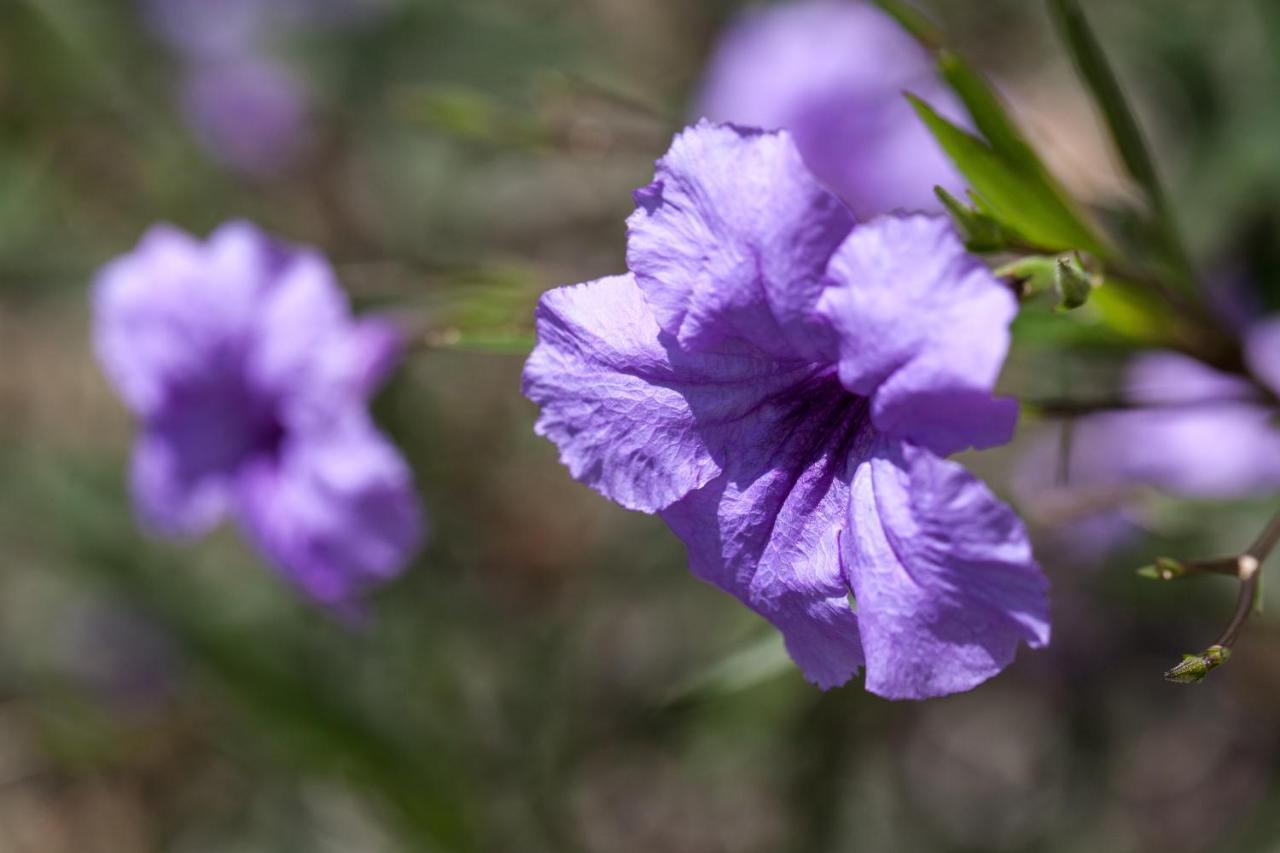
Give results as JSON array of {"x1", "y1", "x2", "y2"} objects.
[{"x1": 4, "y1": 1, "x2": 1280, "y2": 850}]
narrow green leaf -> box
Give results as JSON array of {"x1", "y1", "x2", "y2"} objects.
[
  {"x1": 867, "y1": 0, "x2": 942, "y2": 47},
  {"x1": 1047, "y1": 0, "x2": 1194, "y2": 287},
  {"x1": 908, "y1": 95, "x2": 1105, "y2": 255},
  {"x1": 667, "y1": 632, "x2": 792, "y2": 701},
  {"x1": 936, "y1": 49, "x2": 1043, "y2": 175},
  {"x1": 935, "y1": 186, "x2": 1006, "y2": 251}
]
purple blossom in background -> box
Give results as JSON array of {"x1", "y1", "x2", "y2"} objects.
[
  {"x1": 695, "y1": 0, "x2": 966, "y2": 217},
  {"x1": 182, "y1": 59, "x2": 311, "y2": 177},
  {"x1": 94, "y1": 222, "x2": 424, "y2": 613},
  {"x1": 524, "y1": 123, "x2": 1048, "y2": 699},
  {"x1": 1018, "y1": 349, "x2": 1280, "y2": 510},
  {"x1": 138, "y1": 0, "x2": 395, "y2": 176}
]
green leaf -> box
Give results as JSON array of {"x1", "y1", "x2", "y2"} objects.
[
  {"x1": 867, "y1": 0, "x2": 942, "y2": 47},
  {"x1": 935, "y1": 49, "x2": 1043, "y2": 176},
  {"x1": 1047, "y1": 0, "x2": 1194, "y2": 288},
  {"x1": 908, "y1": 95, "x2": 1105, "y2": 255},
  {"x1": 667, "y1": 632, "x2": 793, "y2": 701},
  {"x1": 935, "y1": 186, "x2": 1006, "y2": 251}
]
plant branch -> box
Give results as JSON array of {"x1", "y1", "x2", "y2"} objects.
[{"x1": 1156, "y1": 506, "x2": 1280, "y2": 683}]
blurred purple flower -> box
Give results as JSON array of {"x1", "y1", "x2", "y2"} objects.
[
  {"x1": 694, "y1": 0, "x2": 965, "y2": 218},
  {"x1": 1019, "y1": 351, "x2": 1280, "y2": 510},
  {"x1": 524, "y1": 123, "x2": 1047, "y2": 699},
  {"x1": 93, "y1": 222, "x2": 425, "y2": 613},
  {"x1": 140, "y1": 0, "x2": 395, "y2": 60},
  {"x1": 139, "y1": 0, "x2": 395, "y2": 176},
  {"x1": 182, "y1": 59, "x2": 311, "y2": 177}
]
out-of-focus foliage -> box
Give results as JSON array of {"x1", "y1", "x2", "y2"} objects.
[{"x1": 5, "y1": 1, "x2": 1280, "y2": 851}]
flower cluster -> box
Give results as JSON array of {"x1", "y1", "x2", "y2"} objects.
[
  {"x1": 94, "y1": 222, "x2": 424, "y2": 614},
  {"x1": 524, "y1": 122, "x2": 1048, "y2": 699}
]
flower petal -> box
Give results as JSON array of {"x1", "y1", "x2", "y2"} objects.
[
  {"x1": 93, "y1": 221, "x2": 286, "y2": 418},
  {"x1": 523, "y1": 274, "x2": 824, "y2": 513},
  {"x1": 846, "y1": 441, "x2": 1049, "y2": 700},
  {"x1": 660, "y1": 376, "x2": 871, "y2": 689},
  {"x1": 1246, "y1": 317, "x2": 1280, "y2": 398},
  {"x1": 818, "y1": 214, "x2": 1018, "y2": 455},
  {"x1": 694, "y1": 0, "x2": 965, "y2": 217},
  {"x1": 246, "y1": 250, "x2": 402, "y2": 427},
  {"x1": 1023, "y1": 352, "x2": 1280, "y2": 500},
  {"x1": 235, "y1": 419, "x2": 425, "y2": 611},
  {"x1": 130, "y1": 428, "x2": 237, "y2": 538},
  {"x1": 626, "y1": 121, "x2": 854, "y2": 362}
]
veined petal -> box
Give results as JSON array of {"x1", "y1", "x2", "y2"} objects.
[
  {"x1": 818, "y1": 214, "x2": 1018, "y2": 456},
  {"x1": 523, "y1": 274, "x2": 823, "y2": 513},
  {"x1": 661, "y1": 376, "x2": 872, "y2": 689},
  {"x1": 236, "y1": 419, "x2": 425, "y2": 612},
  {"x1": 846, "y1": 441, "x2": 1049, "y2": 700},
  {"x1": 626, "y1": 121, "x2": 854, "y2": 362}
]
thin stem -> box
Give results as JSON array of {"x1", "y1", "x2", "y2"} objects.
[
  {"x1": 1217, "y1": 572, "x2": 1259, "y2": 649},
  {"x1": 1247, "y1": 508, "x2": 1280, "y2": 562},
  {"x1": 1160, "y1": 506, "x2": 1280, "y2": 683},
  {"x1": 1024, "y1": 394, "x2": 1264, "y2": 419}
]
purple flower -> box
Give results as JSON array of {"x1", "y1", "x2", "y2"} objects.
[
  {"x1": 182, "y1": 59, "x2": 311, "y2": 177},
  {"x1": 524, "y1": 123, "x2": 1047, "y2": 699},
  {"x1": 694, "y1": 0, "x2": 966, "y2": 217},
  {"x1": 94, "y1": 222, "x2": 425, "y2": 612},
  {"x1": 139, "y1": 0, "x2": 394, "y2": 176},
  {"x1": 1020, "y1": 351, "x2": 1280, "y2": 505}
]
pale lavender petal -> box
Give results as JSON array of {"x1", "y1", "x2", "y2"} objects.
[
  {"x1": 695, "y1": 0, "x2": 965, "y2": 217},
  {"x1": 818, "y1": 214, "x2": 1018, "y2": 455},
  {"x1": 1059, "y1": 409, "x2": 1280, "y2": 499},
  {"x1": 661, "y1": 377, "x2": 871, "y2": 689},
  {"x1": 846, "y1": 441, "x2": 1049, "y2": 700},
  {"x1": 1028, "y1": 352, "x2": 1280, "y2": 500},
  {"x1": 245, "y1": 251, "x2": 402, "y2": 427},
  {"x1": 522, "y1": 274, "x2": 823, "y2": 513},
  {"x1": 1246, "y1": 317, "x2": 1280, "y2": 398},
  {"x1": 1129, "y1": 350, "x2": 1258, "y2": 404},
  {"x1": 350, "y1": 317, "x2": 406, "y2": 395},
  {"x1": 140, "y1": 0, "x2": 265, "y2": 60},
  {"x1": 131, "y1": 428, "x2": 238, "y2": 538},
  {"x1": 182, "y1": 58, "x2": 310, "y2": 176},
  {"x1": 236, "y1": 420, "x2": 424, "y2": 610},
  {"x1": 93, "y1": 222, "x2": 282, "y2": 418},
  {"x1": 626, "y1": 122, "x2": 853, "y2": 361}
]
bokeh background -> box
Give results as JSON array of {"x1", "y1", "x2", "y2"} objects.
[{"x1": 4, "y1": 1, "x2": 1280, "y2": 850}]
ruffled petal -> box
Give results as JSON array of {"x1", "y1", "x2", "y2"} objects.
[
  {"x1": 246, "y1": 250, "x2": 401, "y2": 427},
  {"x1": 235, "y1": 419, "x2": 425, "y2": 611},
  {"x1": 92, "y1": 221, "x2": 287, "y2": 418},
  {"x1": 626, "y1": 121, "x2": 854, "y2": 362},
  {"x1": 818, "y1": 214, "x2": 1018, "y2": 455},
  {"x1": 660, "y1": 376, "x2": 872, "y2": 689},
  {"x1": 846, "y1": 441, "x2": 1049, "y2": 700},
  {"x1": 130, "y1": 427, "x2": 237, "y2": 538},
  {"x1": 523, "y1": 274, "x2": 823, "y2": 513}
]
